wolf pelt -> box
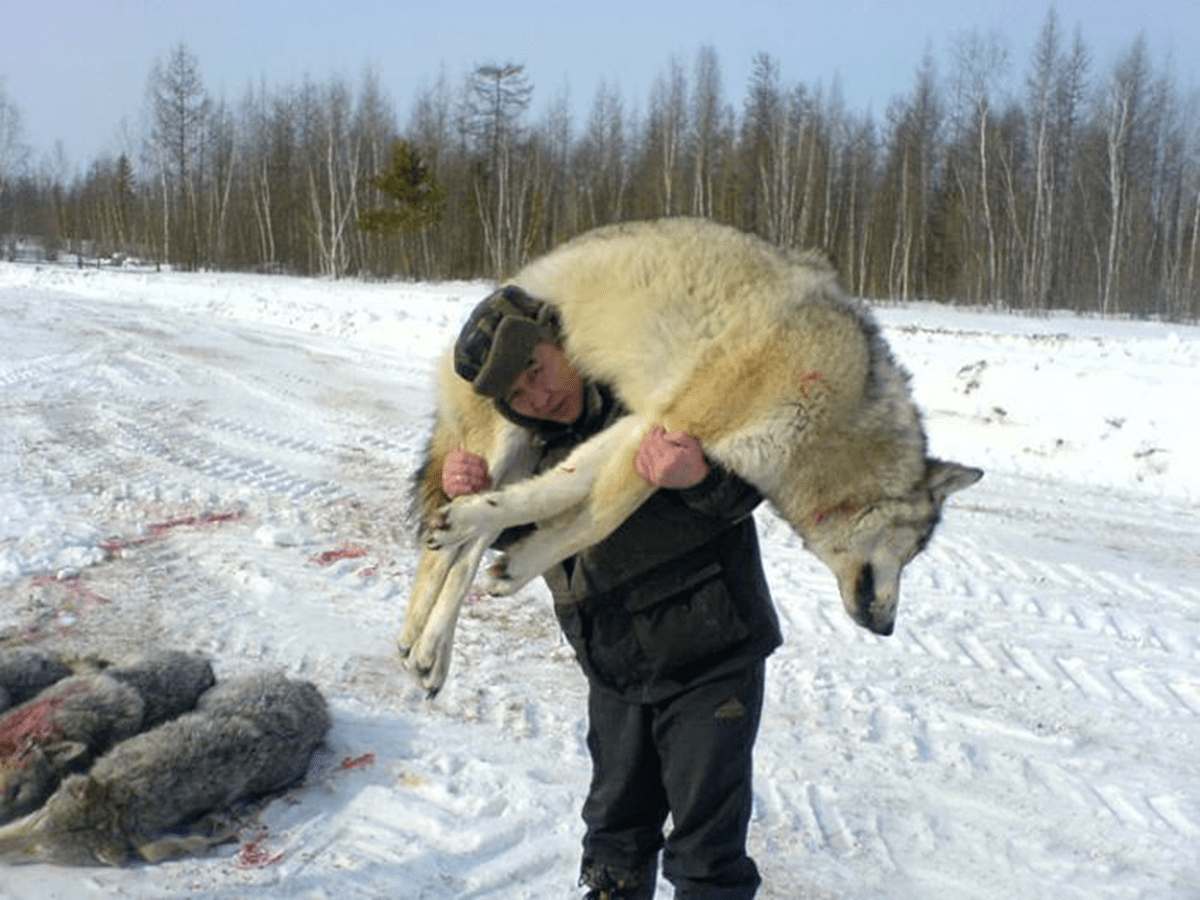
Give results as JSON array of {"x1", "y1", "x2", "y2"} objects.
[
  {"x1": 0, "y1": 673, "x2": 331, "y2": 866},
  {"x1": 0, "y1": 651, "x2": 215, "y2": 824},
  {"x1": 400, "y1": 218, "x2": 982, "y2": 695},
  {"x1": 0, "y1": 648, "x2": 73, "y2": 714},
  {"x1": 106, "y1": 650, "x2": 216, "y2": 730}
]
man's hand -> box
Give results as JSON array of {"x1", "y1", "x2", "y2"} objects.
[
  {"x1": 635, "y1": 425, "x2": 710, "y2": 489},
  {"x1": 442, "y1": 449, "x2": 494, "y2": 498}
]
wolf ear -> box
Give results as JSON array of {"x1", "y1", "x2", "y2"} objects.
[
  {"x1": 57, "y1": 772, "x2": 100, "y2": 800},
  {"x1": 924, "y1": 459, "x2": 983, "y2": 503}
]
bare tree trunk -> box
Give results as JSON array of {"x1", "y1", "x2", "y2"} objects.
[
  {"x1": 978, "y1": 99, "x2": 999, "y2": 303},
  {"x1": 689, "y1": 47, "x2": 721, "y2": 219},
  {"x1": 158, "y1": 163, "x2": 171, "y2": 265},
  {"x1": 1103, "y1": 88, "x2": 1130, "y2": 315},
  {"x1": 650, "y1": 57, "x2": 686, "y2": 217},
  {"x1": 1187, "y1": 185, "x2": 1200, "y2": 309}
]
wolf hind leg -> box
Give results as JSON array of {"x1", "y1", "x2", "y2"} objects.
[
  {"x1": 133, "y1": 817, "x2": 239, "y2": 864},
  {"x1": 404, "y1": 423, "x2": 536, "y2": 694},
  {"x1": 397, "y1": 545, "x2": 449, "y2": 658},
  {"x1": 406, "y1": 533, "x2": 496, "y2": 696}
]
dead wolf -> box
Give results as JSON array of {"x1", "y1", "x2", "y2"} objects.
[
  {"x1": 0, "y1": 651, "x2": 215, "y2": 824},
  {"x1": 400, "y1": 218, "x2": 982, "y2": 694},
  {"x1": 0, "y1": 673, "x2": 330, "y2": 866}
]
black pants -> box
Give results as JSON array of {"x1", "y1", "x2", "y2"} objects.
[{"x1": 581, "y1": 661, "x2": 765, "y2": 899}]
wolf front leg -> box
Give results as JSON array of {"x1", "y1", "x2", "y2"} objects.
[
  {"x1": 486, "y1": 415, "x2": 657, "y2": 594},
  {"x1": 429, "y1": 413, "x2": 652, "y2": 556},
  {"x1": 425, "y1": 461, "x2": 596, "y2": 552}
]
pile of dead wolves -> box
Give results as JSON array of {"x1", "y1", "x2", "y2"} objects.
[{"x1": 0, "y1": 646, "x2": 330, "y2": 866}]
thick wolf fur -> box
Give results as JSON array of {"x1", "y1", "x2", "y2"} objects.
[
  {"x1": 0, "y1": 673, "x2": 331, "y2": 866},
  {"x1": 0, "y1": 651, "x2": 215, "y2": 824},
  {"x1": 399, "y1": 218, "x2": 982, "y2": 695},
  {"x1": 105, "y1": 651, "x2": 216, "y2": 730},
  {"x1": 0, "y1": 648, "x2": 73, "y2": 714}
]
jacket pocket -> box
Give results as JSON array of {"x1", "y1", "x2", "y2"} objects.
[{"x1": 629, "y1": 566, "x2": 751, "y2": 681}]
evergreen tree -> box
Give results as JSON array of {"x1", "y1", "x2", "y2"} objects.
[{"x1": 358, "y1": 139, "x2": 445, "y2": 235}]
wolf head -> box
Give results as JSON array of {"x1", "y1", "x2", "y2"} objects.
[
  {"x1": 0, "y1": 742, "x2": 87, "y2": 825},
  {"x1": 801, "y1": 459, "x2": 982, "y2": 636},
  {"x1": 0, "y1": 773, "x2": 125, "y2": 866},
  {"x1": 0, "y1": 770, "x2": 235, "y2": 866}
]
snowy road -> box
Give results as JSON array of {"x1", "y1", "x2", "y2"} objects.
[{"x1": 1, "y1": 264, "x2": 1197, "y2": 899}]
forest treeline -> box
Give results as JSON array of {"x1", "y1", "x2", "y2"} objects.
[{"x1": 1, "y1": 10, "x2": 1198, "y2": 321}]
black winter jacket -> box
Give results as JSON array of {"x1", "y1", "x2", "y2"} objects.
[{"x1": 513, "y1": 383, "x2": 783, "y2": 703}]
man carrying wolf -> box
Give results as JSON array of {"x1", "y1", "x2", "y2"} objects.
[{"x1": 445, "y1": 286, "x2": 782, "y2": 900}]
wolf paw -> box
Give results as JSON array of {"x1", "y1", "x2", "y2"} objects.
[
  {"x1": 483, "y1": 557, "x2": 518, "y2": 595},
  {"x1": 483, "y1": 554, "x2": 536, "y2": 596},
  {"x1": 404, "y1": 627, "x2": 454, "y2": 698},
  {"x1": 424, "y1": 495, "x2": 498, "y2": 550}
]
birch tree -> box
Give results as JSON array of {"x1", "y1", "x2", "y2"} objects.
[
  {"x1": 952, "y1": 30, "x2": 1009, "y2": 303},
  {"x1": 880, "y1": 53, "x2": 941, "y2": 301},
  {"x1": 646, "y1": 56, "x2": 687, "y2": 217},
  {"x1": 301, "y1": 77, "x2": 362, "y2": 278},
  {"x1": 1024, "y1": 10, "x2": 1063, "y2": 309},
  {"x1": 689, "y1": 46, "x2": 723, "y2": 218},
  {"x1": 1100, "y1": 35, "x2": 1152, "y2": 313},
  {"x1": 576, "y1": 80, "x2": 629, "y2": 228},
  {"x1": 743, "y1": 54, "x2": 800, "y2": 245}
]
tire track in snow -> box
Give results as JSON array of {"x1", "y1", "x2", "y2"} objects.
[
  {"x1": 0, "y1": 350, "x2": 99, "y2": 390},
  {"x1": 103, "y1": 389, "x2": 358, "y2": 503},
  {"x1": 903, "y1": 534, "x2": 1199, "y2": 726},
  {"x1": 755, "y1": 504, "x2": 1200, "y2": 894}
]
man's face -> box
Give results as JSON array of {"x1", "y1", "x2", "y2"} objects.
[{"x1": 506, "y1": 343, "x2": 584, "y2": 423}]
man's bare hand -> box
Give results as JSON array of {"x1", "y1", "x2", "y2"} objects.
[
  {"x1": 635, "y1": 425, "x2": 710, "y2": 489},
  {"x1": 442, "y1": 449, "x2": 494, "y2": 498}
]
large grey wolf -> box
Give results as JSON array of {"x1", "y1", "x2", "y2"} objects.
[
  {"x1": 0, "y1": 673, "x2": 330, "y2": 866},
  {"x1": 400, "y1": 218, "x2": 982, "y2": 695},
  {"x1": 0, "y1": 651, "x2": 215, "y2": 824}
]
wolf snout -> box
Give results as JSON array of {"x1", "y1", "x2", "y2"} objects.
[
  {"x1": 850, "y1": 605, "x2": 897, "y2": 637},
  {"x1": 866, "y1": 616, "x2": 896, "y2": 637},
  {"x1": 851, "y1": 563, "x2": 897, "y2": 637}
]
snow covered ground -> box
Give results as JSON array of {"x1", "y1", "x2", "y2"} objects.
[{"x1": 0, "y1": 260, "x2": 1197, "y2": 899}]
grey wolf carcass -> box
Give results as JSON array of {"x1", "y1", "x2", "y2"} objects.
[
  {"x1": 0, "y1": 651, "x2": 215, "y2": 824},
  {"x1": 0, "y1": 673, "x2": 330, "y2": 866}
]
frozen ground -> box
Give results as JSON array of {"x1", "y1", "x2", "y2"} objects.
[{"x1": 0, "y1": 261, "x2": 1197, "y2": 899}]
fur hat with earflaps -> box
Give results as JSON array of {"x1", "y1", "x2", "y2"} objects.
[{"x1": 455, "y1": 286, "x2": 561, "y2": 400}]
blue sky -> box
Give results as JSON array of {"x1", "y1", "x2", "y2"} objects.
[{"x1": 2, "y1": 0, "x2": 1198, "y2": 169}]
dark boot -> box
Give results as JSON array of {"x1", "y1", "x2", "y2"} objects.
[{"x1": 580, "y1": 856, "x2": 657, "y2": 900}]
